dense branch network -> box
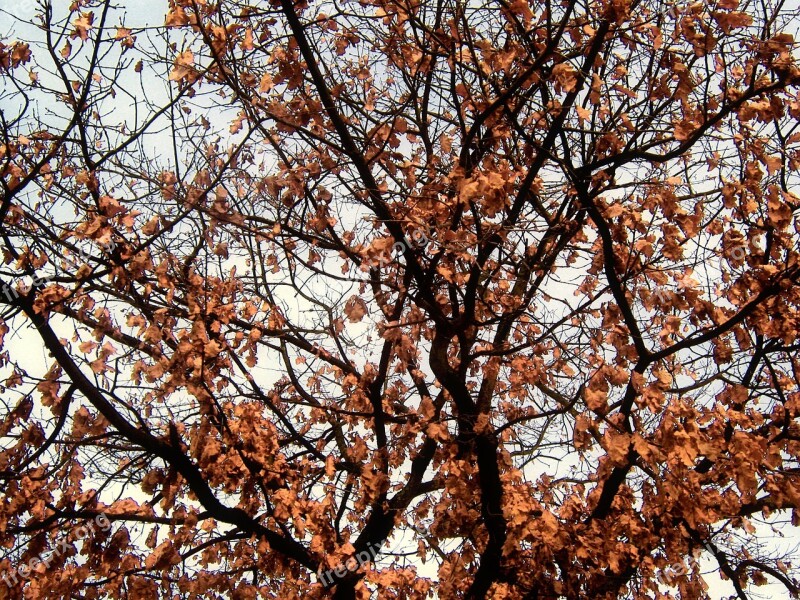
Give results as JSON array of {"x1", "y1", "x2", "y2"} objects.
[{"x1": 1, "y1": 0, "x2": 800, "y2": 598}]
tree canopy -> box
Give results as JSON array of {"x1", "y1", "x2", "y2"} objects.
[{"x1": 1, "y1": 0, "x2": 800, "y2": 597}]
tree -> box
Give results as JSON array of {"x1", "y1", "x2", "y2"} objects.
[{"x1": 1, "y1": 0, "x2": 800, "y2": 597}]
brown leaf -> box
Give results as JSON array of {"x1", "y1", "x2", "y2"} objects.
[
  {"x1": 72, "y1": 12, "x2": 94, "y2": 41},
  {"x1": 169, "y1": 50, "x2": 197, "y2": 83},
  {"x1": 344, "y1": 296, "x2": 368, "y2": 322}
]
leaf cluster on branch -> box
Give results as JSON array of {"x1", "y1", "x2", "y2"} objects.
[{"x1": 1, "y1": 0, "x2": 800, "y2": 598}]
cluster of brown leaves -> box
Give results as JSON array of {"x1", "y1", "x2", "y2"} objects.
[{"x1": 1, "y1": 0, "x2": 800, "y2": 598}]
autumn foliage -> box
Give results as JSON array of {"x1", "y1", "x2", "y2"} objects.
[{"x1": 2, "y1": 0, "x2": 800, "y2": 597}]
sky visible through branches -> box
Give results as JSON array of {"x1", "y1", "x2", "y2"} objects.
[{"x1": 2, "y1": 0, "x2": 800, "y2": 598}]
